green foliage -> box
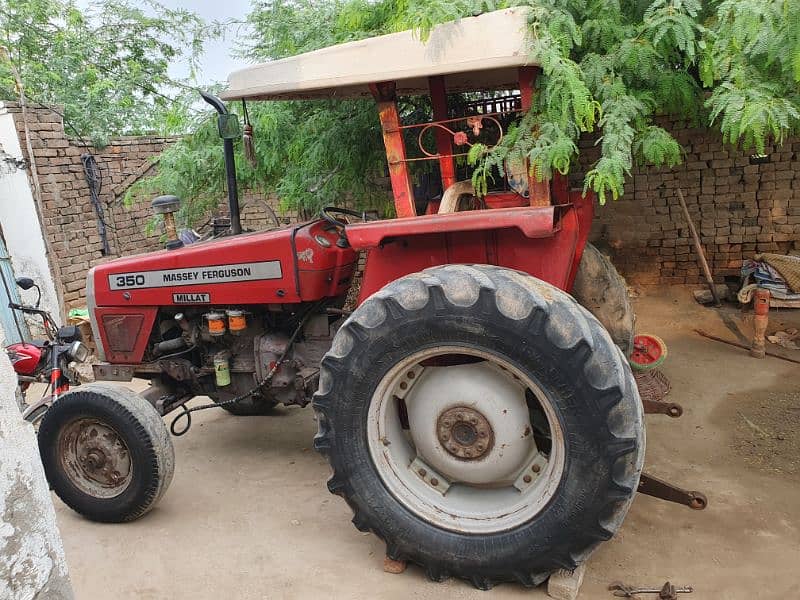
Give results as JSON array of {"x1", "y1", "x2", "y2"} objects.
[
  {"x1": 452, "y1": 0, "x2": 795, "y2": 203},
  {"x1": 137, "y1": 0, "x2": 800, "y2": 218},
  {"x1": 127, "y1": 97, "x2": 392, "y2": 225},
  {"x1": 707, "y1": 82, "x2": 799, "y2": 154},
  {"x1": 633, "y1": 125, "x2": 683, "y2": 167},
  {"x1": 0, "y1": 0, "x2": 217, "y2": 143},
  {"x1": 703, "y1": 0, "x2": 800, "y2": 155}
]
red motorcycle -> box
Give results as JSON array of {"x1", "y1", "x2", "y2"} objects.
[{"x1": 6, "y1": 277, "x2": 89, "y2": 425}]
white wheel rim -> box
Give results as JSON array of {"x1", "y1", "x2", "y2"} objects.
[{"x1": 367, "y1": 346, "x2": 565, "y2": 534}]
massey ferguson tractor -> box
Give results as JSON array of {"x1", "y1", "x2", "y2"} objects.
[{"x1": 36, "y1": 8, "x2": 705, "y2": 590}]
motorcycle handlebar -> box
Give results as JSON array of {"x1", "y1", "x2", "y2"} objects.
[
  {"x1": 9, "y1": 302, "x2": 46, "y2": 315},
  {"x1": 9, "y1": 302, "x2": 58, "y2": 341}
]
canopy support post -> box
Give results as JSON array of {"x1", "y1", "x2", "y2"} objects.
[
  {"x1": 371, "y1": 82, "x2": 417, "y2": 218},
  {"x1": 428, "y1": 76, "x2": 457, "y2": 192},
  {"x1": 519, "y1": 67, "x2": 551, "y2": 207}
]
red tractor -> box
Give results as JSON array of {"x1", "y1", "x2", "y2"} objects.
[{"x1": 37, "y1": 8, "x2": 703, "y2": 589}]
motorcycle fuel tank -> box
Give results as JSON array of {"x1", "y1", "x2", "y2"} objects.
[{"x1": 7, "y1": 342, "x2": 43, "y2": 376}]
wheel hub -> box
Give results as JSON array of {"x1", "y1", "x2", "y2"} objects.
[
  {"x1": 437, "y1": 407, "x2": 493, "y2": 459},
  {"x1": 84, "y1": 450, "x2": 107, "y2": 470},
  {"x1": 406, "y1": 361, "x2": 537, "y2": 485},
  {"x1": 60, "y1": 418, "x2": 132, "y2": 497}
]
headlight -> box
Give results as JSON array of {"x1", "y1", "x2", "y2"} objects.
[{"x1": 68, "y1": 341, "x2": 90, "y2": 363}]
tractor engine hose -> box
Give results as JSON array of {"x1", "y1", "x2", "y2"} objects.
[{"x1": 153, "y1": 338, "x2": 188, "y2": 357}]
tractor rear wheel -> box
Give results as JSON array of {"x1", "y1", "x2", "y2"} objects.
[
  {"x1": 38, "y1": 383, "x2": 174, "y2": 522},
  {"x1": 573, "y1": 243, "x2": 635, "y2": 356},
  {"x1": 313, "y1": 265, "x2": 644, "y2": 589}
]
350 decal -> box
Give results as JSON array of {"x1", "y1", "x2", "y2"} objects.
[{"x1": 114, "y1": 274, "x2": 146, "y2": 288}]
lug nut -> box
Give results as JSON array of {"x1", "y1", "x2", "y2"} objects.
[
  {"x1": 430, "y1": 478, "x2": 439, "y2": 486},
  {"x1": 523, "y1": 475, "x2": 532, "y2": 484},
  {"x1": 418, "y1": 468, "x2": 427, "y2": 477},
  {"x1": 407, "y1": 371, "x2": 416, "y2": 379},
  {"x1": 532, "y1": 464, "x2": 541, "y2": 473},
  {"x1": 399, "y1": 382, "x2": 407, "y2": 390}
]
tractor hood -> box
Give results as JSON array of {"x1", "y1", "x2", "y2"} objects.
[{"x1": 87, "y1": 221, "x2": 357, "y2": 363}]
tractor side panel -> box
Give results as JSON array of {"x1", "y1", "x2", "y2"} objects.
[
  {"x1": 88, "y1": 220, "x2": 357, "y2": 364},
  {"x1": 91, "y1": 221, "x2": 356, "y2": 309},
  {"x1": 357, "y1": 207, "x2": 582, "y2": 303}
]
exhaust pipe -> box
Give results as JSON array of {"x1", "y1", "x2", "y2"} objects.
[{"x1": 200, "y1": 91, "x2": 242, "y2": 236}]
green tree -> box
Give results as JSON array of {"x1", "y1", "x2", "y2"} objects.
[
  {"x1": 134, "y1": 0, "x2": 800, "y2": 221},
  {"x1": 0, "y1": 0, "x2": 217, "y2": 144}
]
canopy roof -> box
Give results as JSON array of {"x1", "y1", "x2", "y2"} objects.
[{"x1": 220, "y1": 8, "x2": 535, "y2": 102}]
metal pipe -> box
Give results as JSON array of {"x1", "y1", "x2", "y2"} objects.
[
  {"x1": 694, "y1": 329, "x2": 800, "y2": 365},
  {"x1": 153, "y1": 337, "x2": 188, "y2": 357},
  {"x1": 200, "y1": 91, "x2": 242, "y2": 235}
]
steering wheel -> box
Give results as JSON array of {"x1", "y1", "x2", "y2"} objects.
[{"x1": 320, "y1": 206, "x2": 377, "y2": 229}]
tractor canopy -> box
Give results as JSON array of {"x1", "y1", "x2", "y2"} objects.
[
  {"x1": 220, "y1": 8, "x2": 536, "y2": 102},
  {"x1": 220, "y1": 7, "x2": 561, "y2": 218}
]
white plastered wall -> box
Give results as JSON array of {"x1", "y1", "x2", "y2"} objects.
[
  {"x1": 0, "y1": 320, "x2": 74, "y2": 599},
  {"x1": 0, "y1": 103, "x2": 61, "y2": 325}
]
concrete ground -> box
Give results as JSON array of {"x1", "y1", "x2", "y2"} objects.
[{"x1": 51, "y1": 287, "x2": 800, "y2": 599}]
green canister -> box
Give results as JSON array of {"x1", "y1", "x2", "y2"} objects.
[{"x1": 214, "y1": 353, "x2": 231, "y2": 387}]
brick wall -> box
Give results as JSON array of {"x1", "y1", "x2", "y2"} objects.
[
  {"x1": 577, "y1": 119, "x2": 800, "y2": 285},
  {"x1": 7, "y1": 103, "x2": 175, "y2": 309},
  {"x1": 7, "y1": 103, "x2": 292, "y2": 310}
]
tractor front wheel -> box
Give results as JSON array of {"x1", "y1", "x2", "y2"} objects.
[
  {"x1": 313, "y1": 265, "x2": 644, "y2": 589},
  {"x1": 38, "y1": 383, "x2": 175, "y2": 522}
]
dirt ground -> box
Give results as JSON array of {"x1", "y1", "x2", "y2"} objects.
[{"x1": 51, "y1": 287, "x2": 800, "y2": 599}]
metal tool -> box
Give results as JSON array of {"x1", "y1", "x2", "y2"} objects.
[
  {"x1": 638, "y1": 473, "x2": 707, "y2": 510},
  {"x1": 609, "y1": 581, "x2": 693, "y2": 598},
  {"x1": 695, "y1": 328, "x2": 800, "y2": 365}
]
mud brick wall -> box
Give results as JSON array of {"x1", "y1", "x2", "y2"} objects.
[
  {"x1": 7, "y1": 103, "x2": 291, "y2": 310},
  {"x1": 575, "y1": 120, "x2": 800, "y2": 286}
]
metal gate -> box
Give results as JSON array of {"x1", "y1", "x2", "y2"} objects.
[{"x1": 0, "y1": 233, "x2": 28, "y2": 344}]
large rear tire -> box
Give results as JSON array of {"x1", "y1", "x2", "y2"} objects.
[
  {"x1": 314, "y1": 265, "x2": 644, "y2": 589},
  {"x1": 573, "y1": 243, "x2": 635, "y2": 356},
  {"x1": 38, "y1": 383, "x2": 174, "y2": 523}
]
